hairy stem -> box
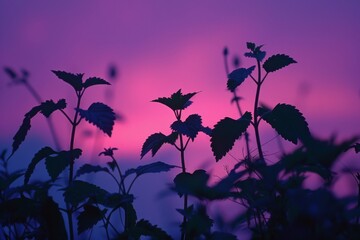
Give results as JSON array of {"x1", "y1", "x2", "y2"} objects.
[{"x1": 253, "y1": 60, "x2": 264, "y2": 160}]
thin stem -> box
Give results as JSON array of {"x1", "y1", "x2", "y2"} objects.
[
  {"x1": 253, "y1": 60, "x2": 264, "y2": 160},
  {"x1": 179, "y1": 133, "x2": 188, "y2": 240},
  {"x1": 111, "y1": 156, "x2": 126, "y2": 194}
]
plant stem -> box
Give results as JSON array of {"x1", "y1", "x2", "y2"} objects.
[
  {"x1": 253, "y1": 60, "x2": 264, "y2": 160},
  {"x1": 111, "y1": 156, "x2": 126, "y2": 194},
  {"x1": 67, "y1": 90, "x2": 83, "y2": 240},
  {"x1": 179, "y1": 133, "x2": 188, "y2": 240}
]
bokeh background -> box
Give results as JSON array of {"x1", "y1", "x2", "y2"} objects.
[{"x1": 1, "y1": 0, "x2": 360, "y2": 238}]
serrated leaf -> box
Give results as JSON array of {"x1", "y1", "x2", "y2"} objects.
[
  {"x1": 83, "y1": 77, "x2": 110, "y2": 89},
  {"x1": 63, "y1": 180, "x2": 109, "y2": 206},
  {"x1": 227, "y1": 66, "x2": 255, "y2": 92},
  {"x1": 141, "y1": 132, "x2": 177, "y2": 158},
  {"x1": 24, "y1": 146, "x2": 56, "y2": 184},
  {"x1": 45, "y1": 149, "x2": 82, "y2": 181},
  {"x1": 263, "y1": 54, "x2": 297, "y2": 73},
  {"x1": 262, "y1": 104, "x2": 309, "y2": 144},
  {"x1": 211, "y1": 112, "x2": 252, "y2": 161},
  {"x1": 77, "y1": 204, "x2": 106, "y2": 234},
  {"x1": 133, "y1": 219, "x2": 172, "y2": 240},
  {"x1": 11, "y1": 105, "x2": 42, "y2": 156},
  {"x1": 75, "y1": 164, "x2": 109, "y2": 178},
  {"x1": 52, "y1": 70, "x2": 83, "y2": 91},
  {"x1": 152, "y1": 89, "x2": 198, "y2": 111},
  {"x1": 40, "y1": 99, "x2": 67, "y2": 117},
  {"x1": 173, "y1": 170, "x2": 210, "y2": 198},
  {"x1": 78, "y1": 102, "x2": 115, "y2": 137},
  {"x1": 125, "y1": 161, "x2": 177, "y2": 178},
  {"x1": 171, "y1": 114, "x2": 202, "y2": 140}
]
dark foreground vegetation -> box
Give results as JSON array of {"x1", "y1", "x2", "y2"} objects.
[{"x1": 1, "y1": 42, "x2": 360, "y2": 239}]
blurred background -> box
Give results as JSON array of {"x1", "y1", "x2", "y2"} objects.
[{"x1": 1, "y1": 0, "x2": 360, "y2": 238}]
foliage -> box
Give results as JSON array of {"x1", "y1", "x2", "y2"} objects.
[{"x1": 2, "y1": 41, "x2": 360, "y2": 240}]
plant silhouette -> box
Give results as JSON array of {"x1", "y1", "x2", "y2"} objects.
[{"x1": 1, "y1": 42, "x2": 360, "y2": 240}]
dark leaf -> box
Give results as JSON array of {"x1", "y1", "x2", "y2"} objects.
[
  {"x1": 78, "y1": 102, "x2": 115, "y2": 136},
  {"x1": 133, "y1": 219, "x2": 172, "y2": 240},
  {"x1": 263, "y1": 54, "x2": 297, "y2": 73},
  {"x1": 210, "y1": 232, "x2": 237, "y2": 240},
  {"x1": 262, "y1": 104, "x2": 309, "y2": 144},
  {"x1": 0, "y1": 198, "x2": 38, "y2": 225},
  {"x1": 179, "y1": 204, "x2": 213, "y2": 237},
  {"x1": 141, "y1": 132, "x2": 177, "y2": 158},
  {"x1": 40, "y1": 99, "x2": 67, "y2": 117},
  {"x1": 24, "y1": 146, "x2": 56, "y2": 184},
  {"x1": 171, "y1": 114, "x2": 202, "y2": 140},
  {"x1": 173, "y1": 170, "x2": 210, "y2": 198},
  {"x1": 125, "y1": 161, "x2": 177, "y2": 178},
  {"x1": 152, "y1": 89, "x2": 198, "y2": 111},
  {"x1": 83, "y1": 77, "x2": 110, "y2": 89},
  {"x1": 39, "y1": 197, "x2": 68, "y2": 240},
  {"x1": 63, "y1": 180, "x2": 109, "y2": 206},
  {"x1": 227, "y1": 66, "x2": 255, "y2": 92},
  {"x1": 211, "y1": 112, "x2": 252, "y2": 161},
  {"x1": 124, "y1": 203, "x2": 137, "y2": 230},
  {"x1": 246, "y1": 42, "x2": 256, "y2": 51},
  {"x1": 4, "y1": 66, "x2": 17, "y2": 79},
  {"x1": 77, "y1": 204, "x2": 106, "y2": 234},
  {"x1": 52, "y1": 70, "x2": 83, "y2": 91},
  {"x1": 0, "y1": 170, "x2": 24, "y2": 190},
  {"x1": 101, "y1": 193, "x2": 134, "y2": 208},
  {"x1": 45, "y1": 149, "x2": 82, "y2": 181},
  {"x1": 75, "y1": 164, "x2": 109, "y2": 178},
  {"x1": 11, "y1": 105, "x2": 42, "y2": 156}
]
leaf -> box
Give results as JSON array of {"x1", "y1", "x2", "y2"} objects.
[
  {"x1": 78, "y1": 102, "x2": 115, "y2": 137},
  {"x1": 40, "y1": 99, "x2": 67, "y2": 117},
  {"x1": 211, "y1": 112, "x2": 252, "y2": 161},
  {"x1": 45, "y1": 149, "x2": 82, "y2": 181},
  {"x1": 210, "y1": 232, "x2": 237, "y2": 240},
  {"x1": 179, "y1": 204, "x2": 213, "y2": 237},
  {"x1": 263, "y1": 54, "x2": 297, "y2": 73},
  {"x1": 133, "y1": 219, "x2": 172, "y2": 240},
  {"x1": 141, "y1": 132, "x2": 177, "y2": 158},
  {"x1": 83, "y1": 77, "x2": 110, "y2": 89},
  {"x1": 125, "y1": 161, "x2": 177, "y2": 178},
  {"x1": 11, "y1": 105, "x2": 42, "y2": 156},
  {"x1": 39, "y1": 197, "x2": 68, "y2": 240},
  {"x1": 75, "y1": 164, "x2": 109, "y2": 178},
  {"x1": 63, "y1": 180, "x2": 109, "y2": 206},
  {"x1": 173, "y1": 170, "x2": 210, "y2": 198},
  {"x1": 246, "y1": 42, "x2": 256, "y2": 51},
  {"x1": 227, "y1": 66, "x2": 255, "y2": 92},
  {"x1": 152, "y1": 89, "x2": 198, "y2": 111},
  {"x1": 52, "y1": 70, "x2": 83, "y2": 91},
  {"x1": 0, "y1": 198, "x2": 38, "y2": 225},
  {"x1": 77, "y1": 204, "x2": 106, "y2": 234},
  {"x1": 24, "y1": 146, "x2": 56, "y2": 184},
  {"x1": 244, "y1": 42, "x2": 266, "y2": 62},
  {"x1": 171, "y1": 114, "x2": 202, "y2": 140},
  {"x1": 262, "y1": 104, "x2": 309, "y2": 144}
]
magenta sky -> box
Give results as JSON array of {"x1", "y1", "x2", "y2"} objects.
[{"x1": 1, "y1": 1, "x2": 360, "y2": 236}]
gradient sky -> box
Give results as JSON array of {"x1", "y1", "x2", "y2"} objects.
[{"x1": 1, "y1": 0, "x2": 360, "y2": 237}]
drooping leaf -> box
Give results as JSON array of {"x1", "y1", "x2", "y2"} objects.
[
  {"x1": 132, "y1": 219, "x2": 172, "y2": 240},
  {"x1": 263, "y1": 54, "x2": 297, "y2": 73},
  {"x1": 78, "y1": 102, "x2": 115, "y2": 136},
  {"x1": 45, "y1": 149, "x2": 82, "y2": 181},
  {"x1": 211, "y1": 112, "x2": 252, "y2": 161},
  {"x1": 124, "y1": 203, "x2": 138, "y2": 230},
  {"x1": 77, "y1": 204, "x2": 106, "y2": 234},
  {"x1": 141, "y1": 132, "x2": 177, "y2": 158},
  {"x1": 227, "y1": 66, "x2": 255, "y2": 92},
  {"x1": 125, "y1": 161, "x2": 178, "y2": 178},
  {"x1": 262, "y1": 104, "x2": 309, "y2": 144},
  {"x1": 24, "y1": 146, "x2": 56, "y2": 184},
  {"x1": 39, "y1": 197, "x2": 68, "y2": 240},
  {"x1": 40, "y1": 99, "x2": 67, "y2": 117},
  {"x1": 75, "y1": 164, "x2": 109, "y2": 179},
  {"x1": 63, "y1": 180, "x2": 109, "y2": 206},
  {"x1": 83, "y1": 77, "x2": 110, "y2": 89},
  {"x1": 52, "y1": 70, "x2": 83, "y2": 91},
  {"x1": 171, "y1": 114, "x2": 202, "y2": 140},
  {"x1": 11, "y1": 105, "x2": 42, "y2": 157},
  {"x1": 152, "y1": 89, "x2": 198, "y2": 111}
]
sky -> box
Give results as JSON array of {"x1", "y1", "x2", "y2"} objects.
[{"x1": 1, "y1": 0, "x2": 360, "y2": 238}]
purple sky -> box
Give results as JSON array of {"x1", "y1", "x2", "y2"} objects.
[{"x1": 1, "y1": 1, "x2": 360, "y2": 237}]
